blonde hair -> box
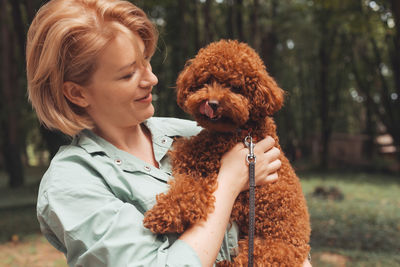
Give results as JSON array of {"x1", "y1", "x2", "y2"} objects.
[{"x1": 26, "y1": 0, "x2": 158, "y2": 136}]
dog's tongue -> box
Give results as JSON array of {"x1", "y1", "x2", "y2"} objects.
[{"x1": 199, "y1": 101, "x2": 215, "y2": 119}]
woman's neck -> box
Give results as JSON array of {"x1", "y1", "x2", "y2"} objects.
[{"x1": 93, "y1": 123, "x2": 159, "y2": 168}]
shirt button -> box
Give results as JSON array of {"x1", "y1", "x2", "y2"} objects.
[
  {"x1": 144, "y1": 166, "x2": 151, "y2": 171},
  {"x1": 161, "y1": 138, "x2": 167, "y2": 144},
  {"x1": 115, "y1": 159, "x2": 122, "y2": 165}
]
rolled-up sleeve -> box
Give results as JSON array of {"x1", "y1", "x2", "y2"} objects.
[{"x1": 37, "y1": 168, "x2": 201, "y2": 267}]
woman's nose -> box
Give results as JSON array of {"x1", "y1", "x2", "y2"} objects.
[{"x1": 140, "y1": 66, "x2": 158, "y2": 88}]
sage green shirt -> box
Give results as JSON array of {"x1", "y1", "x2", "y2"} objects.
[{"x1": 37, "y1": 117, "x2": 239, "y2": 267}]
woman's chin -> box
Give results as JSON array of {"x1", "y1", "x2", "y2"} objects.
[
  {"x1": 128, "y1": 104, "x2": 155, "y2": 125},
  {"x1": 143, "y1": 104, "x2": 155, "y2": 120}
]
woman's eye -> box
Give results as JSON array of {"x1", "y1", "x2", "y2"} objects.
[{"x1": 121, "y1": 73, "x2": 135, "y2": 80}]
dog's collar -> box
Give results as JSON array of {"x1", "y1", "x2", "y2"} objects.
[
  {"x1": 237, "y1": 128, "x2": 251, "y2": 135},
  {"x1": 236, "y1": 128, "x2": 258, "y2": 142}
]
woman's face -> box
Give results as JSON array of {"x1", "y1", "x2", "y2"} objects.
[{"x1": 84, "y1": 31, "x2": 158, "y2": 131}]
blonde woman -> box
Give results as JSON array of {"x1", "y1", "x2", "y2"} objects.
[{"x1": 27, "y1": 0, "x2": 310, "y2": 266}]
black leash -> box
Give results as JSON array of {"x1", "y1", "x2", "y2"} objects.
[{"x1": 244, "y1": 135, "x2": 256, "y2": 267}]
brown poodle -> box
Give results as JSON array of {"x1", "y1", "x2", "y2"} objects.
[{"x1": 143, "y1": 40, "x2": 311, "y2": 266}]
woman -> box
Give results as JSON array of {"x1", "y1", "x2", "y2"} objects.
[{"x1": 27, "y1": 0, "x2": 309, "y2": 266}]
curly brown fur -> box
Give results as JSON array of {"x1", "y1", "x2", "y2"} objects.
[{"x1": 143, "y1": 40, "x2": 311, "y2": 266}]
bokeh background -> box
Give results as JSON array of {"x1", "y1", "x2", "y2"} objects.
[{"x1": 0, "y1": 0, "x2": 399, "y2": 266}]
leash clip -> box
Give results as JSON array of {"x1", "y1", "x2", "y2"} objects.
[
  {"x1": 244, "y1": 135, "x2": 256, "y2": 164},
  {"x1": 244, "y1": 134, "x2": 256, "y2": 267}
]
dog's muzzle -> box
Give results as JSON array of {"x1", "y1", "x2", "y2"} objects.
[{"x1": 199, "y1": 100, "x2": 220, "y2": 119}]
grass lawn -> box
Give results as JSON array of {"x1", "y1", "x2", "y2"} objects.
[
  {"x1": 0, "y1": 168, "x2": 399, "y2": 266},
  {"x1": 299, "y1": 171, "x2": 400, "y2": 266}
]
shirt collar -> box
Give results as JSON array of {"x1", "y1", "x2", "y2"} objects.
[
  {"x1": 74, "y1": 118, "x2": 171, "y2": 155},
  {"x1": 73, "y1": 119, "x2": 173, "y2": 175}
]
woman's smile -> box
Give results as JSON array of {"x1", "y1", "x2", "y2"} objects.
[{"x1": 135, "y1": 93, "x2": 152, "y2": 103}]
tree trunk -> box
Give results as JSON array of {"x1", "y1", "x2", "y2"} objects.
[
  {"x1": 226, "y1": 0, "x2": 234, "y2": 39},
  {"x1": 1, "y1": 0, "x2": 24, "y2": 187},
  {"x1": 178, "y1": 0, "x2": 188, "y2": 62},
  {"x1": 389, "y1": 0, "x2": 400, "y2": 160},
  {"x1": 203, "y1": 0, "x2": 213, "y2": 44},
  {"x1": 390, "y1": 0, "x2": 400, "y2": 98},
  {"x1": 319, "y1": 42, "x2": 330, "y2": 169},
  {"x1": 251, "y1": 0, "x2": 260, "y2": 51},
  {"x1": 316, "y1": 11, "x2": 336, "y2": 170},
  {"x1": 234, "y1": 0, "x2": 244, "y2": 41},
  {"x1": 24, "y1": 0, "x2": 35, "y2": 22},
  {"x1": 193, "y1": 0, "x2": 201, "y2": 51},
  {"x1": 226, "y1": 0, "x2": 235, "y2": 39},
  {"x1": 364, "y1": 94, "x2": 375, "y2": 160},
  {"x1": 261, "y1": 0, "x2": 278, "y2": 75},
  {"x1": 10, "y1": 0, "x2": 26, "y2": 61}
]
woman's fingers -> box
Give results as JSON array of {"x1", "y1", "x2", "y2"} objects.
[
  {"x1": 250, "y1": 136, "x2": 282, "y2": 185},
  {"x1": 268, "y1": 159, "x2": 282, "y2": 174},
  {"x1": 254, "y1": 136, "x2": 275, "y2": 153},
  {"x1": 266, "y1": 172, "x2": 278, "y2": 182},
  {"x1": 264, "y1": 147, "x2": 280, "y2": 162},
  {"x1": 261, "y1": 159, "x2": 281, "y2": 184}
]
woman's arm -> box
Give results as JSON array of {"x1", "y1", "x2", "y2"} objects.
[
  {"x1": 38, "y1": 136, "x2": 280, "y2": 267},
  {"x1": 179, "y1": 136, "x2": 281, "y2": 266},
  {"x1": 38, "y1": 152, "x2": 204, "y2": 267}
]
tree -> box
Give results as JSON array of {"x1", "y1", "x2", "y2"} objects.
[
  {"x1": 0, "y1": 0, "x2": 24, "y2": 187},
  {"x1": 314, "y1": 3, "x2": 338, "y2": 169},
  {"x1": 350, "y1": 0, "x2": 400, "y2": 161}
]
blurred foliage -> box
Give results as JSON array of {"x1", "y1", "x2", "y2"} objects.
[
  {"x1": 0, "y1": 0, "x2": 399, "y2": 187},
  {"x1": 300, "y1": 171, "x2": 400, "y2": 252}
]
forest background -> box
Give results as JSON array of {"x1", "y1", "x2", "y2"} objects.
[
  {"x1": 1, "y1": 0, "x2": 400, "y2": 188},
  {"x1": 1, "y1": 0, "x2": 400, "y2": 186},
  {"x1": 0, "y1": 0, "x2": 400, "y2": 266}
]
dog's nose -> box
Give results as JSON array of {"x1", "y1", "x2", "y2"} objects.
[{"x1": 208, "y1": 100, "x2": 219, "y2": 112}]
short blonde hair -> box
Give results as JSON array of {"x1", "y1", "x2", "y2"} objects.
[{"x1": 26, "y1": 0, "x2": 158, "y2": 136}]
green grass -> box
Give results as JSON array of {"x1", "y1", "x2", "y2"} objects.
[
  {"x1": 0, "y1": 206, "x2": 40, "y2": 243},
  {"x1": 1, "y1": 168, "x2": 400, "y2": 266},
  {"x1": 0, "y1": 167, "x2": 44, "y2": 243},
  {"x1": 311, "y1": 247, "x2": 400, "y2": 267},
  {"x1": 299, "y1": 171, "x2": 400, "y2": 266}
]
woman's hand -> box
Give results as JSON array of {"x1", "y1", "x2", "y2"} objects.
[
  {"x1": 218, "y1": 136, "x2": 281, "y2": 197},
  {"x1": 181, "y1": 136, "x2": 281, "y2": 266},
  {"x1": 303, "y1": 259, "x2": 312, "y2": 267}
]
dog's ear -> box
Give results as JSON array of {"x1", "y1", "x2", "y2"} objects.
[
  {"x1": 253, "y1": 72, "x2": 285, "y2": 116},
  {"x1": 176, "y1": 59, "x2": 195, "y2": 111}
]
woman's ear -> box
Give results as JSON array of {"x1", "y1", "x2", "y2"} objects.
[{"x1": 63, "y1": 81, "x2": 90, "y2": 108}]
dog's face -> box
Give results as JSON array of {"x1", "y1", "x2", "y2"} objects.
[{"x1": 176, "y1": 40, "x2": 284, "y2": 132}]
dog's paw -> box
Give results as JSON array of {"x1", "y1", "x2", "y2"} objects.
[
  {"x1": 216, "y1": 260, "x2": 234, "y2": 267},
  {"x1": 143, "y1": 205, "x2": 184, "y2": 234}
]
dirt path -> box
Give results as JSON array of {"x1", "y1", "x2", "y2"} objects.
[
  {"x1": 0, "y1": 234, "x2": 350, "y2": 267},
  {"x1": 0, "y1": 235, "x2": 67, "y2": 267}
]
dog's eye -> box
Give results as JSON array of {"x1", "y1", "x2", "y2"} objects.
[
  {"x1": 190, "y1": 86, "x2": 202, "y2": 92},
  {"x1": 231, "y1": 86, "x2": 242, "y2": 93}
]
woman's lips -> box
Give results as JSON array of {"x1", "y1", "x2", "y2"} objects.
[{"x1": 136, "y1": 93, "x2": 152, "y2": 103}]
